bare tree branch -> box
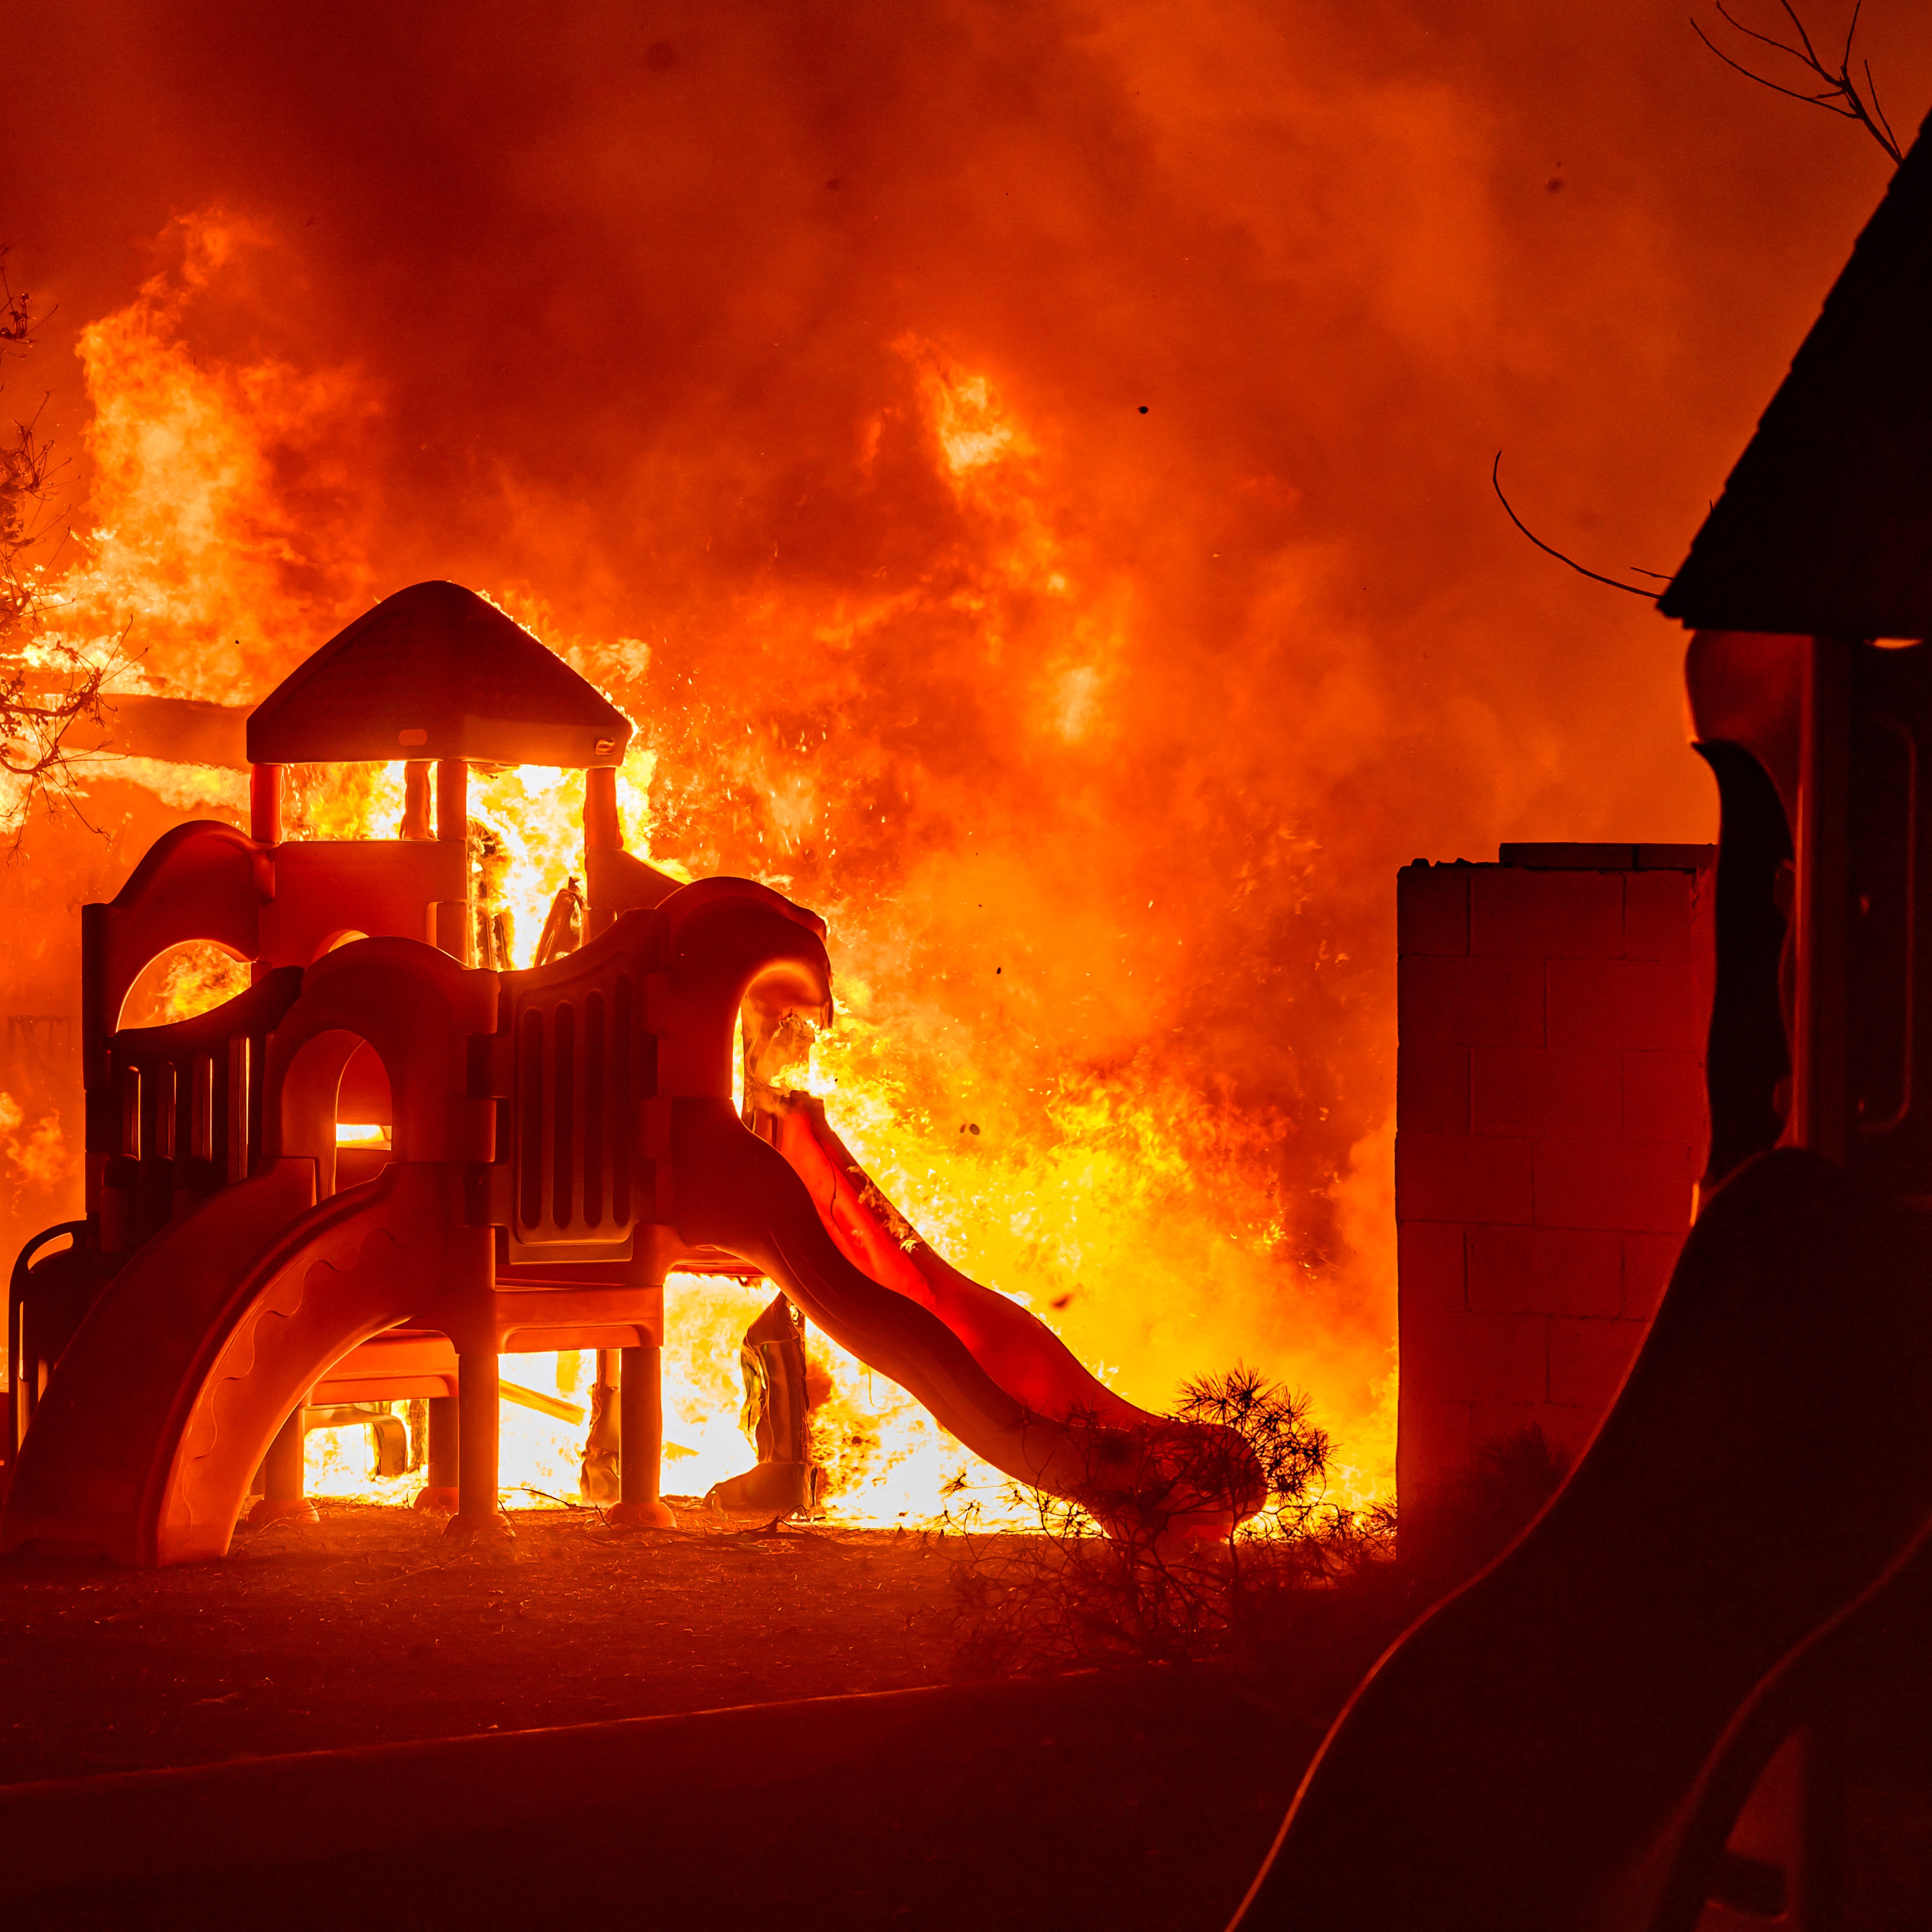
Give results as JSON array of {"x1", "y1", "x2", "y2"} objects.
[
  {"x1": 1504, "y1": 9, "x2": 1901, "y2": 610},
  {"x1": 0, "y1": 250, "x2": 124, "y2": 842},
  {"x1": 1491, "y1": 454, "x2": 1661, "y2": 599},
  {"x1": 1692, "y1": 0, "x2": 1904, "y2": 164},
  {"x1": 1864, "y1": 55, "x2": 1902, "y2": 154}
]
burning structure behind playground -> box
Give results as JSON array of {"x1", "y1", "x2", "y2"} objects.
[{"x1": 2, "y1": 580, "x2": 1252, "y2": 1566}]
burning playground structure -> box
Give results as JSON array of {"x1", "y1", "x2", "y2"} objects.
[{"x1": 0, "y1": 580, "x2": 1249, "y2": 1564}]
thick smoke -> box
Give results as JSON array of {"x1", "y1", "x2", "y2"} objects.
[{"x1": 2, "y1": 0, "x2": 1926, "y2": 1486}]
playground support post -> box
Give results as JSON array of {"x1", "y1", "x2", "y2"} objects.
[
  {"x1": 252, "y1": 1402, "x2": 317, "y2": 1524},
  {"x1": 249, "y1": 765, "x2": 285, "y2": 990},
  {"x1": 250, "y1": 764, "x2": 283, "y2": 847},
  {"x1": 434, "y1": 760, "x2": 471, "y2": 966},
  {"x1": 582, "y1": 766, "x2": 623, "y2": 942},
  {"x1": 611, "y1": 1341, "x2": 676, "y2": 1528},
  {"x1": 450, "y1": 1348, "x2": 510, "y2": 1540},
  {"x1": 401, "y1": 761, "x2": 433, "y2": 840},
  {"x1": 413, "y1": 1393, "x2": 459, "y2": 1514},
  {"x1": 583, "y1": 766, "x2": 622, "y2": 852}
]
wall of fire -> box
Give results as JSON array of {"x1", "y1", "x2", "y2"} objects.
[{"x1": 1395, "y1": 844, "x2": 1715, "y2": 1501}]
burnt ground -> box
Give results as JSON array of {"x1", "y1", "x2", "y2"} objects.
[{"x1": 0, "y1": 1500, "x2": 1326, "y2": 1931}]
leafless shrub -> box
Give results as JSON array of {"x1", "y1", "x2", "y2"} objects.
[
  {"x1": 949, "y1": 1403, "x2": 1578, "y2": 1691},
  {"x1": 948, "y1": 1366, "x2": 1397, "y2": 1677},
  {"x1": 0, "y1": 254, "x2": 56, "y2": 649}
]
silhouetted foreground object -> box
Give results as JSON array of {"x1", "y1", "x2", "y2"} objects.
[
  {"x1": 2, "y1": 582, "x2": 1251, "y2": 1568},
  {"x1": 1660, "y1": 116, "x2": 1932, "y2": 639},
  {"x1": 1233, "y1": 1155, "x2": 1932, "y2": 1928},
  {"x1": 1235, "y1": 104, "x2": 1932, "y2": 1932}
]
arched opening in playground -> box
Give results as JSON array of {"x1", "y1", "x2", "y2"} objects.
[
  {"x1": 275, "y1": 1027, "x2": 394, "y2": 1201},
  {"x1": 116, "y1": 939, "x2": 252, "y2": 1030}
]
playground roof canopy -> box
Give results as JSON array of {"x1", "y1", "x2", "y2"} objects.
[
  {"x1": 247, "y1": 581, "x2": 633, "y2": 768},
  {"x1": 1660, "y1": 109, "x2": 1932, "y2": 639}
]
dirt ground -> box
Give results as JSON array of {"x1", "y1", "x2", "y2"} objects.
[
  {"x1": 0, "y1": 1498, "x2": 967, "y2": 1784},
  {"x1": 22, "y1": 1493, "x2": 1932, "y2": 1929},
  {"x1": 1, "y1": 1499, "x2": 1325, "y2": 1931}
]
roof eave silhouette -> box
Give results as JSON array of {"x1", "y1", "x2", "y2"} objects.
[{"x1": 1661, "y1": 109, "x2": 1932, "y2": 639}]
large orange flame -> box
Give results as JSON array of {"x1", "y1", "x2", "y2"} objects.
[
  {"x1": 7, "y1": 211, "x2": 1422, "y2": 1526},
  {"x1": 11, "y1": 2, "x2": 1918, "y2": 1532}
]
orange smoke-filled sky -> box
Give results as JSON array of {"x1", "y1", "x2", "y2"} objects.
[{"x1": 2, "y1": 0, "x2": 1927, "y2": 1479}]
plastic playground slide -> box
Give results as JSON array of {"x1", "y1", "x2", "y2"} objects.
[
  {"x1": 681, "y1": 1095, "x2": 1260, "y2": 1537},
  {"x1": 770, "y1": 1094, "x2": 1161, "y2": 1433}
]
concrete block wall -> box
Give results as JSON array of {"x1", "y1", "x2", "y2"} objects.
[{"x1": 1396, "y1": 843, "x2": 1715, "y2": 1501}]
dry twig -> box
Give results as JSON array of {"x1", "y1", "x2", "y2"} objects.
[
  {"x1": 0, "y1": 249, "x2": 126, "y2": 840},
  {"x1": 1692, "y1": 0, "x2": 1902, "y2": 163},
  {"x1": 1492, "y1": 454, "x2": 1664, "y2": 600}
]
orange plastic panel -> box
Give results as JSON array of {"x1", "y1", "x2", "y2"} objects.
[{"x1": 259, "y1": 841, "x2": 466, "y2": 966}]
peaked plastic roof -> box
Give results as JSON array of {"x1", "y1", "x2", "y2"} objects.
[
  {"x1": 1660, "y1": 109, "x2": 1932, "y2": 637},
  {"x1": 247, "y1": 582, "x2": 633, "y2": 767}
]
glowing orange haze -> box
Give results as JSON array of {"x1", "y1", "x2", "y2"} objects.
[{"x1": 1, "y1": 1, "x2": 1927, "y2": 1514}]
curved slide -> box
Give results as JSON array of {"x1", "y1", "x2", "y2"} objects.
[
  {"x1": 1, "y1": 1161, "x2": 485, "y2": 1566},
  {"x1": 771, "y1": 1095, "x2": 1156, "y2": 1432},
  {"x1": 679, "y1": 1097, "x2": 1261, "y2": 1538}
]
